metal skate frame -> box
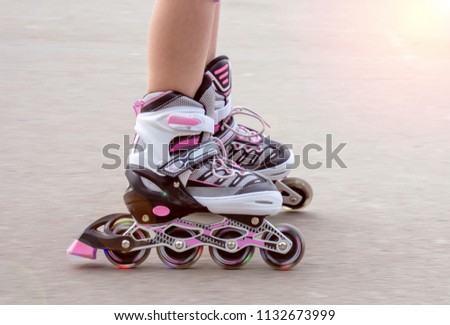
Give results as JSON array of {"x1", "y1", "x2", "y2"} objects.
[{"x1": 77, "y1": 213, "x2": 293, "y2": 255}]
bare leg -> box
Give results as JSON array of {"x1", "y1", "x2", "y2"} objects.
[
  {"x1": 207, "y1": 2, "x2": 221, "y2": 64},
  {"x1": 147, "y1": 0, "x2": 216, "y2": 98}
]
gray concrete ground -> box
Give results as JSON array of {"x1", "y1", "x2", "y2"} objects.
[{"x1": 1, "y1": 0, "x2": 450, "y2": 304}]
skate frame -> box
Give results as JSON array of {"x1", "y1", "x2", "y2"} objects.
[{"x1": 77, "y1": 213, "x2": 293, "y2": 256}]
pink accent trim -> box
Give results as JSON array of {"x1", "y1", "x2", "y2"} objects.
[
  {"x1": 224, "y1": 89, "x2": 232, "y2": 97},
  {"x1": 153, "y1": 206, "x2": 170, "y2": 217},
  {"x1": 214, "y1": 124, "x2": 221, "y2": 133},
  {"x1": 222, "y1": 78, "x2": 229, "y2": 85},
  {"x1": 167, "y1": 116, "x2": 201, "y2": 126},
  {"x1": 219, "y1": 129, "x2": 234, "y2": 143},
  {"x1": 133, "y1": 91, "x2": 172, "y2": 115},
  {"x1": 132, "y1": 100, "x2": 144, "y2": 116},
  {"x1": 185, "y1": 238, "x2": 203, "y2": 246},
  {"x1": 214, "y1": 64, "x2": 229, "y2": 75},
  {"x1": 250, "y1": 136, "x2": 261, "y2": 143},
  {"x1": 219, "y1": 71, "x2": 229, "y2": 80},
  {"x1": 238, "y1": 238, "x2": 263, "y2": 249},
  {"x1": 67, "y1": 240, "x2": 97, "y2": 259},
  {"x1": 170, "y1": 136, "x2": 199, "y2": 152},
  {"x1": 237, "y1": 129, "x2": 261, "y2": 144}
]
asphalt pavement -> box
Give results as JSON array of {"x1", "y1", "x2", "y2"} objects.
[{"x1": 1, "y1": 0, "x2": 450, "y2": 304}]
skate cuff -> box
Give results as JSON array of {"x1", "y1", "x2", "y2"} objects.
[{"x1": 158, "y1": 141, "x2": 220, "y2": 177}]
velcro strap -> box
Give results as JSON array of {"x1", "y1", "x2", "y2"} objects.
[{"x1": 157, "y1": 140, "x2": 220, "y2": 177}]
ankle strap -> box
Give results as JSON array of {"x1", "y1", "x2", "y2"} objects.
[{"x1": 158, "y1": 140, "x2": 220, "y2": 177}]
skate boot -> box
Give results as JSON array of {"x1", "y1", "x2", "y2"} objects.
[
  {"x1": 205, "y1": 56, "x2": 313, "y2": 210},
  {"x1": 67, "y1": 76, "x2": 305, "y2": 270}
]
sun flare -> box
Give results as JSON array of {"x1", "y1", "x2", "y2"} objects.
[{"x1": 393, "y1": 0, "x2": 450, "y2": 37}]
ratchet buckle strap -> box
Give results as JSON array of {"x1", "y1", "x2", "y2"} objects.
[{"x1": 158, "y1": 140, "x2": 220, "y2": 177}]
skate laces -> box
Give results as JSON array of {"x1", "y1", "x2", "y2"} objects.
[
  {"x1": 224, "y1": 106, "x2": 271, "y2": 138},
  {"x1": 211, "y1": 136, "x2": 245, "y2": 179}
]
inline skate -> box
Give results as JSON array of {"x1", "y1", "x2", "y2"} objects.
[
  {"x1": 205, "y1": 56, "x2": 313, "y2": 210},
  {"x1": 68, "y1": 75, "x2": 305, "y2": 270}
]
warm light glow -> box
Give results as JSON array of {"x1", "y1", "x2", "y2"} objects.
[
  {"x1": 438, "y1": 0, "x2": 450, "y2": 10},
  {"x1": 391, "y1": 0, "x2": 450, "y2": 38}
]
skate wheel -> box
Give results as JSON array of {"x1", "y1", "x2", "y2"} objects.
[
  {"x1": 280, "y1": 177, "x2": 313, "y2": 210},
  {"x1": 209, "y1": 228, "x2": 254, "y2": 270},
  {"x1": 157, "y1": 228, "x2": 203, "y2": 269},
  {"x1": 104, "y1": 217, "x2": 150, "y2": 269},
  {"x1": 260, "y1": 224, "x2": 305, "y2": 271}
]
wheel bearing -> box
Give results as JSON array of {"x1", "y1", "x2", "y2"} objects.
[
  {"x1": 121, "y1": 239, "x2": 131, "y2": 249},
  {"x1": 227, "y1": 241, "x2": 237, "y2": 251},
  {"x1": 278, "y1": 241, "x2": 288, "y2": 251},
  {"x1": 174, "y1": 240, "x2": 184, "y2": 250}
]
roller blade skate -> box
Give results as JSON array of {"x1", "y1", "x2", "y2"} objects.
[
  {"x1": 68, "y1": 75, "x2": 305, "y2": 270},
  {"x1": 205, "y1": 56, "x2": 313, "y2": 210}
]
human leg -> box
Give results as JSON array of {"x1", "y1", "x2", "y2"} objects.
[{"x1": 147, "y1": 0, "x2": 216, "y2": 98}]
